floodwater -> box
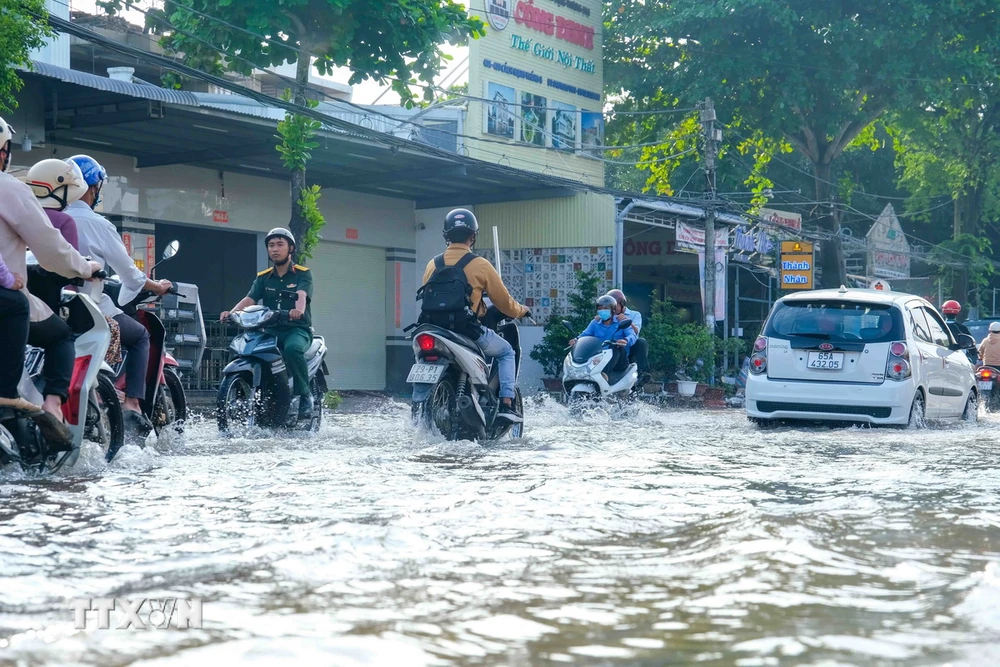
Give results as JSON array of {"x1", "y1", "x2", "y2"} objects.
[{"x1": 1, "y1": 399, "x2": 1000, "y2": 666}]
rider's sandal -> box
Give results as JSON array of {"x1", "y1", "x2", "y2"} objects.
[
  {"x1": 0, "y1": 397, "x2": 43, "y2": 413},
  {"x1": 30, "y1": 412, "x2": 74, "y2": 452}
]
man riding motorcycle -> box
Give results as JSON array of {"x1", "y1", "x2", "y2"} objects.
[
  {"x1": 0, "y1": 116, "x2": 104, "y2": 448},
  {"x1": 979, "y1": 322, "x2": 1000, "y2": 367},
  {"x1": 942, "y1": 299, "x2": 976, "y2": 364},
  {"x1": 221, "y1": 227, "x2": 315, "y2": 420},
  {"x1": 65, "y1": 155, "x2": 171, "y2": 436},
  {"x1": 419, "y1": 208, "x2": 530, "y2": 422},
  {"x1": 571, "y1": 295, "x2": 637, "y2": 374},
  {"x1": 607, "y1": 289, "x2": 650, "y2": 386}
]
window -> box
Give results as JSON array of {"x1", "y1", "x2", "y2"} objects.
[
  {"x1": 764, "y1": 300, "x2": 903, "y2": 343},
  {"x1": 922, "y1": 307, "x2": 953, "y2": 348},
  {"x1": 909, "y1": 307, "x2": 933, "y2": 344}
]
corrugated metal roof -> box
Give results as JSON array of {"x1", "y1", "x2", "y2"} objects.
[{"x1": 23, "y1": 60, "x2": 201, "y2": 106}]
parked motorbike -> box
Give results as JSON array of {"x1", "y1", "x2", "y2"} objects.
[
  {"x1": 976, "y1": 365, "x2": 1000, "y2": 411},
  {"x1": 0, "y1": 275, "x2": 126, "y2": 472},
  {"x1": 217, "y1": 301, "x2": 328, "y2": 434},
  {"x1": 408, "y1": 318, "x2": 525, "y2": 441},
  {"x1": 561, "y1": 319, "x2": 638, "y2": 410},
  {"x1": 103, "y1": 240, "x2": 187, "y2": 436}
]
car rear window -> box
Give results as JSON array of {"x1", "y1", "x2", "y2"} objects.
[
  {"x1": 966, "y1": 322, "x2": 993, "y2": 343},
  {"x1": 764, "y1": 300, "x2": 904, "y2": 343}
]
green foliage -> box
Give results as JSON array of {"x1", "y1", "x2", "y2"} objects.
[
  {"x1": 295, "y1": 185, "x2": 326, "y2": 264},
  {"x1": 641, "y1": 294, "x2": 720, "y2": 383},
  {"x1": 100, "y1": 0, "x2": 483, "y2": 106},
  {"x1": 931, "y1": 234, "x2": 995, "y2": 309},
  {"x1": 323, "y1": 390, "x2": 343, "y2": 411},
  {"x1": 0, "y1": 0, "x2": 53, "y2": 113},
  {"x1": 530, "y1": 271, "x2": 603, "y2": 377},
  {"x1": 276, "y1": 91, "x2": 322, "y2": 172}
]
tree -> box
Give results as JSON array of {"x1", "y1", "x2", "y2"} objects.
[
  {"x1": 101, "y1": 0, "x2": 483, "y2": 255},
  {"x1": 0, "y1": 0, "x2": 53, "y2": 113},
  {"x1": 530, "y1": 271, "x2": 602, "y2": 377},
  {"x1": 605, "y1": 0, "x2": 999, "y2": 287}
]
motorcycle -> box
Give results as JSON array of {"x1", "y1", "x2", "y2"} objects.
[
  {"x1": 408, "y1": 318, "x2": 525, "y2": 441},
  {"x1": 976, "y1": 365, "x2": 1000, "y2": 411},
  {"x1": 0, "y1": 275, "x2": 126, "y2": 472},
  {"x1": 561, "y1": 319, "x2": 639, "y2": 410},
  {"x1": 217, "y1": 301, "x2": 328, "y2": 434},
  {"x1": 103, "y1": 240, "x2": 187, "y2": 436}
]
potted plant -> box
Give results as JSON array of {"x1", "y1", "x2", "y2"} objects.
[
  {"x1": 670, "y1": 323, "x2": 717, "y2": 396},
  {"x1": 530, "y1": 271, "x2": 604, "y2": 391}
]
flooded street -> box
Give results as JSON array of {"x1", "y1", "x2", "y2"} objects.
[{"x1": 2, "y1": 401, "x2": 1000, "y2": 665}]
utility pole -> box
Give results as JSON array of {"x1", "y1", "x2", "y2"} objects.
[{"x1": 701, "y1": 98, "x2": 722, "y2": 331}]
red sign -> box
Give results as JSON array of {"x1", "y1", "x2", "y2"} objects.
[
  {"x1": 213, "y1": 210, "x2": 229, "y2": 224},
  {"x1": 514, "y1": 0, "x2": 595, "y2": 49},
  {"x1": 122, "y1": 232, "x2": 132, "y2": 257},
  {"x1": 145, "y1": 237, "x2": 155, "y2": 278},
  {"x1": 346, "y1": 228, "x2": 359, "y2": 240}
]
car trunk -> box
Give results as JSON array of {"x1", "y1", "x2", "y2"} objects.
[{"x1": 766, "y1": 338, "x2": 890, "y2": 384}]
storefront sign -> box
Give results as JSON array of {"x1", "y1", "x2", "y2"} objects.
[
  {"x1": 346, "y1": 228, "x2": 359, "y2": 240},
  {"x1": 779, "y1": 240, "x2": 814, "y2": 290},
  {"x1": 732, "y1": 225, "x2": 774, "y2": 255},
  {"x1": 509, "y1": 34, "x2": 596, "y2": 73},
  {"x1": 759, "y1": 208, "x2": 802, "y2": 232},
  {"x1": 146, "y1": 237, "x2": 155, "y2": 278},
  {"x1": 212, "y1": 210, "x2": 228, "y2": 224},
  {"x1": 122, "y1": 232, "x2": 132, "y2": 256},
  {"x1": 512, "y1": 0, "x2": 595, "y2": 49},
  {"x1": 676, "y1": 221, "x2": 730, "y2": 254}
]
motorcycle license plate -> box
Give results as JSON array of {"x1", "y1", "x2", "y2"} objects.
[
  {"x1": 979, "y1": 381, "x2": 994, "y2": 392},
  {"x1": 407, "y1": 364, "x2": 445, "y2": 384},
  {"x1": 807, "y1": 351, "x2": 844, "y2": 370},
  {"x1": 23, "y1": 348, "x2": 43, "y2": 375}
]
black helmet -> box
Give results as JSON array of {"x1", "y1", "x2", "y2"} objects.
[
  {"x1": 597, "y1": 295, "x2": 617, "y2": 310},
  {"x1": 443, "y1": 208, "x2": 479, "y2": 242}
]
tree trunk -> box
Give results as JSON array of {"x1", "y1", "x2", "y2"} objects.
[
  {"x1": 287, "y1": 55, "x2": 311, "y2": 255},
  {"x1": 813, "y1": 162, "x2": 848, "y2": 289}
]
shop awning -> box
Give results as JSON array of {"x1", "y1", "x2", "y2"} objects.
[{"x1": 22, "y1": 62, "x2": 584, "y2": 209}]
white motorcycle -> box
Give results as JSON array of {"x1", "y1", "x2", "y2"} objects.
[
  {"x1": 408, "y1": 318, "x2": 524, "y2": 441},
  {"x1": 561, "y1": 319, "x2": 639, "y2": 409},
  {"x1": 0, "y1": 275, "x2": 125, "y2": 473}
]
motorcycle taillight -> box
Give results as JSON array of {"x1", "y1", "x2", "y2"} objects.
[
  {"x1": 416, "y1": 334, "x2": 435, "y2": 351},
  {"x1": 978, "y1": 368, "x2": 993, "y2": 380}
]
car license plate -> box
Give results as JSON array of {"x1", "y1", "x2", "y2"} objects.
[
  {"x1": 407, "y1": 363, "x2": 445, "y2": 384},
  {"x1": 979, "y1": 380, "x2": 994, "y2": 391},
  {"x1": 807, "y1": 351, "x2": 844, "y2": 370}
]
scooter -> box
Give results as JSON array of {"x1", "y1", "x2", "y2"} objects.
[
  {"x1": 976, "y1": 365, "x2": 1000, "y2": 411},
  {"x1": 408, "y1": 318, "x2": 525, "y2": 441},
  {"x1": 0, "y1": 275, "x2": 125, "y2": 472},
  {"x1": 217, "y1": 300, "x2": 328, "y2": 434},
  {"x1": 103, "y1": 240, "x2": 188, "y2": 436},
  {"x1": 561, "y1": 319, "x2": 639, "y2": 409}
]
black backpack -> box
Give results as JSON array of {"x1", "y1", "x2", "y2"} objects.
[{"x1": 416, "y1": 253, "x2": 482, "y2": 339}]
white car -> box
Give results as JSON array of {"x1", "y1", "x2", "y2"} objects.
[{"x1": 746, "y1": 287, "x2": 979, "y2": 427}]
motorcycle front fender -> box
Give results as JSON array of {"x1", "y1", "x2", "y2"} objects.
[{"x1": 222, "y1": 358, "x2": 263, "y2": 388}]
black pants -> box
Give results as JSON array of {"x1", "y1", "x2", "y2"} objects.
[
  {"x1": 28, "y1": 315, "x2": 74, "y2": 401},
  {"x1": 0, "y1": 288, "x2": 30, "y2": 399},
  {"x1": 629, "y1": 337, "x2": 649, "y2": 374},
  {"x1": 114, "y1": 313, "x2": 150, "y2": 401},
  {"x1": 609, "y1": 347, "x2": 629, "y2": 373}
]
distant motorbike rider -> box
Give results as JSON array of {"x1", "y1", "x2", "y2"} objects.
[
  {"x1": 419, "y1": 208, "x2": 530, "y2": 422},
  {"x1": 571, "y1": 295, "x2": 637, "y2": 374},
  {"x1": 607, "y1": 289, "x2": 650, "y2": 385},
  {"x1": 979, "y1": 322, "x2": 1000, "y2": 367},
  {"x1": 26, "y1": 159, "x2": 85, "y2": 311},
  {"x1": 942, "y1": 299, "x2": 976, "y2": 363},
  {"x1": 66, "y1": 154, "x2": 172, "y2": 435},
  {"x1": 221, "y1": 227, "x2": 315, "y2": 420},
  {"x1": 0, "y1": 116, "x2": 104, "y2": 448}
]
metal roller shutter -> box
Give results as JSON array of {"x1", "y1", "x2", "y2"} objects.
[{"x1": 308, "y1": 242, "x2": 386, "y2": 390}]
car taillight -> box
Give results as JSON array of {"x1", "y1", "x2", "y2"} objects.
[
  {"x1": 416, "y1": 334, "x2": 436, "y2": 351},
  {"x1": 753, "y1": 336, "x2": 767, "y2": 352},
  {"x1": 62, "y1": 355, "x2": 92, "y2": 426},
  {"x1": 886, "y1": 341, "x2": 911, "y2": 381}
]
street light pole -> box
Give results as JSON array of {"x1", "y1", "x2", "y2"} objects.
[{"x1": 701, "y1": 98, "x2": 721, "y2": 331}]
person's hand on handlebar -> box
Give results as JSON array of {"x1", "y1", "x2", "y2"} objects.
[
  {"x1": 150, "y1": 279, "x2": 172, "y2": 296},
  {"x1": 87, "y1": 261, "x2": 104, "y2": 280},
  {"x1": 568, "y1": 338, "x2": 577, "y2": 346},
  {"x1": 289, "y1": 308, "x2": 304, "y2": 321},
  {"x1": 614, "y1": 339, "x2": 627, "y2": 347}
]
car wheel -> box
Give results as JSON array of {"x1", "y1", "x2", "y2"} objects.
[
  {"x1": 748, "y1": 416, "x2": 776, "y2": 429},
  {"x1": 963, "y1": 389, "x2": 979, "y2": 423},
  {"x1": 908, "y1": 391, "x2": 926, "y2": 429}
]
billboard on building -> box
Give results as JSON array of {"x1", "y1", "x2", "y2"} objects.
[
  {"x1": 759, "y1": 208, "x2": 802, "y2": 233},
  {"x1": 467, "y1": 0, "x2": 603, "y2": 184},
  {"x1": 866, "y1": 204, "x2": 911, "y2": 279}
]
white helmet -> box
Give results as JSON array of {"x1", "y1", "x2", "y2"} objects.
[
  {"x1": 0, "y1": 115, "x2": 14, "y2": 173},
  {"x1": 265, "y1": 227, "x2": 296, "y2": 247},
  {"x1": 27, "y1": 159, "x2": 88, "y2": 210},
  {"x1": 990, "y1": 322, "x2": 1000, "y2": 333}
]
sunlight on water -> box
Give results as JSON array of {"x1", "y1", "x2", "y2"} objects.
[{"x1": 0, "y1": 402, "x2": 999, "y2": 664}]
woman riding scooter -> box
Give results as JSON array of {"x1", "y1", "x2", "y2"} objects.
[{"x1": 570, "y1": 295, "x2": 637, "y2": 375}]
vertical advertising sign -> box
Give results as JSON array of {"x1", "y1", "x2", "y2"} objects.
[
  {"x1": 146, "y1": 236, "x2": 156, "y2": 278},
  {"x1": 779, "y1": 240, "x2": 814, "y2": 290}
]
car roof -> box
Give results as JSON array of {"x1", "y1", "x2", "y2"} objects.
[{"x1": 777, "y1": 288, "x2": 927, "y2": 308}]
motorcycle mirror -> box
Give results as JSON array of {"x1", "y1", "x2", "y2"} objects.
[
  {"x1": 561, "y1": 320, "x2": 574, "y2": 334},
  {"x1": 162, "y1": 240, "x2": 179, "y2": 260},
  {"x1": 617, "y1": 319, "x2": 633, "y2": 331}
]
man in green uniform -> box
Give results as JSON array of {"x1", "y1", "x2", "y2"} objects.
[{"x1": 221, "y1": 227, "x2": 315, "y2": 419}]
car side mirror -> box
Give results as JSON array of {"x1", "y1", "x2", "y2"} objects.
[
  {"x1": 618, "y1": 319, "x2": 633, "y2": 331},
  {"x1": 956, "y1": 333, "x2": 977, "y2": 350}
]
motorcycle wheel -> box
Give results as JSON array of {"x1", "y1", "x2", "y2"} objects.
[
  {"x1": 427, "y1": 377, "x2": 459, "y2": 440},
  {"x1": 153, "y1": 369, "x2": 186, "y2": 435},
  {"x1": 309, "y1": 376, "x2": 324, "y2": 432},
  {"x1": 94, "y1": 372, "x2": 125, "y2": 462},
  {"x1": 217, "y1": 373, "x2": 257, "y2": 434}
]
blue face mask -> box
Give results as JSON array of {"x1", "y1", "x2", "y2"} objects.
[{"x1": 597, "y1": 309, "x2": 612, "y2": 321}]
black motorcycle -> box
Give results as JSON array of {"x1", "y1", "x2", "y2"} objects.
[
  {"x1": 976, "y1": 365, "x2": 1000, "y2": 411},
  {"x1": 217, "y1": 300, "x2": 328, "y2": 434}
]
